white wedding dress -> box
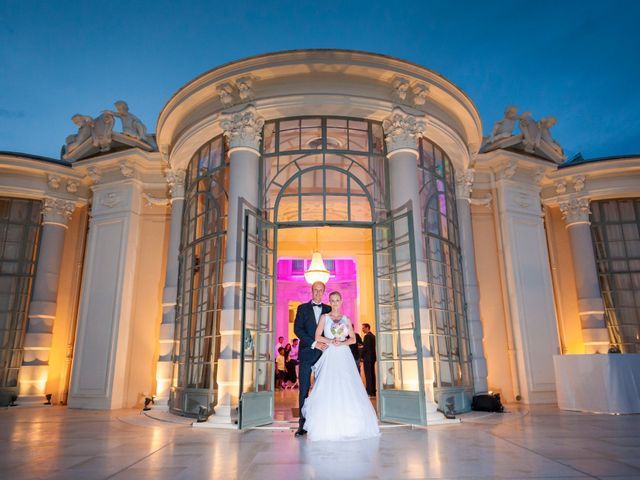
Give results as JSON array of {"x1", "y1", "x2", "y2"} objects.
[{"x1": 301, "y1": 315, "x2": 380, "y2": 441}]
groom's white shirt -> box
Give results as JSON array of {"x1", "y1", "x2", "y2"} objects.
[{"x1": 311, "y1": 303, "x2": 323, "y2": 350}]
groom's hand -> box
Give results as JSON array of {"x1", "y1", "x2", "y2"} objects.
[{"x1": 317, "y1": 343, "x2": 328, "y2": 351}]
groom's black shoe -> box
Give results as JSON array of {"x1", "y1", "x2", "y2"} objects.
[{"x1": 294, "y1": 428, "x2": 307, "y2": 437}]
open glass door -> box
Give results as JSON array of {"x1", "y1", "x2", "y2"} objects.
[
  {"x1": 238, "y1": 209, "x2": 277, "y2": 429},
  {"x1": 373, "y1": 207, "x2": 427, "y2": 425}
]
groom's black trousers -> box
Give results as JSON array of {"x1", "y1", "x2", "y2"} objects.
[{"x1": 298, "y1": 359, "x2": 313, "y2": 430}]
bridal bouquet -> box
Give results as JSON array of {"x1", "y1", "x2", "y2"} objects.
[{"x1": 330, "y1": 322, "x2": 348, "y2": 342}]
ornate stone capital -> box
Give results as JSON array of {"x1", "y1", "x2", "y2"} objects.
[
  {"x1": 560, "y1": 197, "x2": 590, "y2": 226},
  {"x1": 42, "y1": 197, "x2": 76, "y2": 226},
  {"x1": 455, "y1": 168, "x2": 475, "y2": 200},
  {"x1": 220, "y1": 104, "x2": 265, "y2": 152},
  {"x1": 165, "y1": 168, "x2": 187, "y2": 200},
  {"x1": 382, "y1": 107, "x2": 426, "y2": 153}
]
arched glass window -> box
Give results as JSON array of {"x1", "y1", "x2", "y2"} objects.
[
  {"x1": 418, "y1": 139, "x2": 473, "y2": 402},
  {"x1": 171, "y1": 136, "x2": 228, "y2": 416},
  {"x1": 591, "y1": 199, "x2": 640, "y2": 353},
  {"x1": 261, "y1": 117, "x2": 387, "y2": 224},
  {"x1": 0, "y1": 197, "x2": 41, "y2": 393}
]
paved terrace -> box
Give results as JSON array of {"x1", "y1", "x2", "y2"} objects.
[{"x1": 1, "y1": 397, "x2": 639, "y2": 479}]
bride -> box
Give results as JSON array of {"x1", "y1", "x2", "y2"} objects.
[{"x1": 301, "y1": 290, "x2": 380, "y2": 441}]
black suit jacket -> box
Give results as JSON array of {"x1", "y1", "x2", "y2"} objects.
[
  {"x1": 362, "y1": 331, "x2": 376, "y2": 363},
  {"x1": 293, "y1": 301, "x2": 331, "y2": 363},
  {"x1": 349, "y1": 333, "x2": 363, "y2": 361}
]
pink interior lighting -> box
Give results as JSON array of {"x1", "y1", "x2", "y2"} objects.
[{"x1": 275, "y1": 258, "x2": 359, "y2": 344}]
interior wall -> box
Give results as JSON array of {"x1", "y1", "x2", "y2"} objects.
[
  {"x1": 545, "y1": 206, "x2": 583, "y2": 353},
  {"x1": 123, "y1": 208, "x2": 169, "y2": 407},
  {"x1": 47, "y1": 206, "x2": 88, "y2": 405},
  {"x1": 276, "y1": 227, "x2": 374, "y2": 338},
  {"x1": 470, "y1": 198, "x2": 515, "y2": 402}
]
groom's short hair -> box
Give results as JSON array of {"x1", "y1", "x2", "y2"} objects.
[{"x1": 362, "y1": 323, "x2": 371, "y2": 330}]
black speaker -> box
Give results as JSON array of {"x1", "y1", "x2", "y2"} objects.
[{"x1": 471, "y1": 393, "x2": 504, "y2": 412}]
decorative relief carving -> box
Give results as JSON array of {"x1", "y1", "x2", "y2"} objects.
[
  {"x1": 455, "y1": 168, "x2": 475, "y2": 199},
  {"x1": 235, "y1": 76, "x2": 254, "y2": 101},
  {"x1": 87, "y1": 166, "x2": 101, "y2": 184},
  {"x1": 469, "y1": 193, "x2": 493, "y2": 207},
  {"x1": 411, "y1": 83, "x2": 429, "y2": 106},
  {"x1": 220, "y1": 104, "x2": 265, "y2": 151},
  {"x1": 390, "y1": 78, "x2": 430, "y2": 106},
  {"x1": 382, "y1": 107, "x2": 426, "y2": 153},
  {"x1": 502, "y1": 160, "x2": 518, "y2": 179},
  {"x1": 555, "y1": 180, "x2": 567, "y2": 194},
  {"x1": 533, "y1": 168, "x2": 546, "y2": 185},
  {"x1": 42, "y1": 197, "x2": 76, "y2": 224},
  {"x1": 560, "y1": 197, "x2": 590, "y2": 225},
  {"x1": 217, "y1": 83, "x2": 235, "y2": 106},
  {"x1": 142, "y1": 193, "x2": 170, "y2": 207},
  {"x1": 101, "y1": 192, "x2": 120, "y2": 209},
  {"x1": 66, "y1": 179, "x2": 80, "y2": 193},
  {"x1": 165, "y1": 168, "x2": 186, "y2": 199},
  {"x1": 47, "y1": 174, "x2": 61, "y2": 190},
  {"x1": 572, "y1": 175, "x2": 586, "y2": 192},
  {"x1": 391, "y1": 77, "x2": 410, "y2": 102},
  {"x1": 119, "y1": 161, "x2": 134, "y2": 178}
]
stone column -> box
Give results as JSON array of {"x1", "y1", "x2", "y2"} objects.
[
  {"x1": 455, "y1": 169, "x2": 489, "y2": 393},
  {"x1": 559, "y1": 197, "x2": 609, "y2": 353},
  {"x1": 207, "y1": 104, "x2": 264, "y2": 425},
  {"x1": 67, "y1": 179, "x2": 143, "y2": 409},
  {"x1": 493, "y1": 160, "x2": 560, "y2": 403},
  {"x1": 19, "y1": 196, "x2": 75, "y2": 404},
  {"x1": 154, "y1": 168, "x2": 186, "y2": 408},
  {"x1": 383, "y1": 107, "x2": 443, "y2": 421}
]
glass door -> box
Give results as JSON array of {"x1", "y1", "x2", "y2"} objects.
[
  {"x1": 373, "y1": 207, "x2": 427, "y2": 425},
  {"x1": 238, "y1": 209, "x2": 277, "y2": 429}
]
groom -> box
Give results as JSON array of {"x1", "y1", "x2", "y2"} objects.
[{"x1": 293, "y1": 281, "x2": 331, "y2": 437}]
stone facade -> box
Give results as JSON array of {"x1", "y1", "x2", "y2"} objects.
[{"x1": 0, "y1": 50, "x2": 638, "y2": 423}]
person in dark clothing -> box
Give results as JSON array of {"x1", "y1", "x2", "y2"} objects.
[
  {"x1": 349, "y1": 323, "x2": 363, "y2": 367},
  {"x1": 361, "y1": 323, "x2": 376, "y2": 397}
]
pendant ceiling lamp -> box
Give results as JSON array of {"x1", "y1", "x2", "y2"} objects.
[{"x1": 304, "y1": 229, "x2": 330, "y2": 285}]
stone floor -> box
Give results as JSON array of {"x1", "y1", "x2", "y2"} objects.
[{"x1": 1, "y1": 393, "x2": 640, "y2": 479}]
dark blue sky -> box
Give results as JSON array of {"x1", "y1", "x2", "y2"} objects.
[{"x1": 1, "y1": 0, "x2": 638, "y2": 160}]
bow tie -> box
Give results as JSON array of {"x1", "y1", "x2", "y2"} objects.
[{"x1": 312, "y1": 303, "x2": 322, "y2": 307}]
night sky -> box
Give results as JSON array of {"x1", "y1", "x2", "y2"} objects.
[{"x1": 1, "y1": 0, "x2": 638, "y2": 160}]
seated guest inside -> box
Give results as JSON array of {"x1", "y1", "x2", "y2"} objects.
[{"x1": 275, "y1": 347, "x2": 287, "y2": 389}]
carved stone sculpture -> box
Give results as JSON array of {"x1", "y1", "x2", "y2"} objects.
[
  {"x1": 482, "y1": 107, "x2": 566, "y2": 163},
  {"x1": 112, "y1": 101, "x2": 149, "y2": 142},
  {"x1": 489, "y1": 106, "x2": 519, "y2": 143},
  {"x1": 538, "y1": 117, "x2": 564, "y2": 157},
  {"x1": 65, "y1": 115, "x2": 94, "y2": 154},
  {"x1": 62, "y1": 101, "x2": 155, "y2": 161},
  {"x1": 92, "y1": 111, "x2": 115, "y2": 152}
]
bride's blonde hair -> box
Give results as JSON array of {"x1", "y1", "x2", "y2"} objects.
[{"x1": 328, "y1": 291, "x2": 342, "y2": 300}]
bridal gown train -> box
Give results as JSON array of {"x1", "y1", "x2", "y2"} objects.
[{"x1": 301, "y1": 315, "x2": 380, "y2": 441}]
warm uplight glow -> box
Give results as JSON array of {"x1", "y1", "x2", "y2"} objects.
[{"x1": 304, "y1": 251, "x2": 330, "y2": 285}]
